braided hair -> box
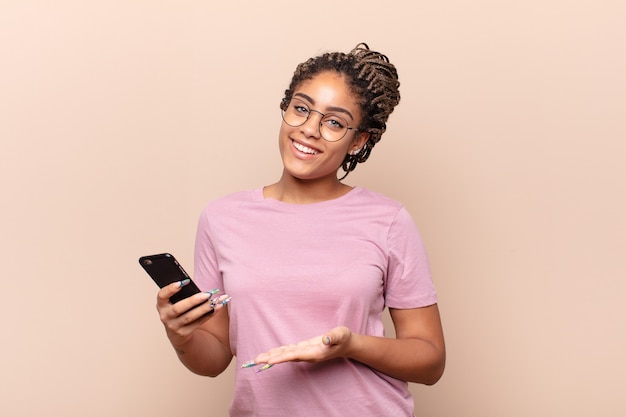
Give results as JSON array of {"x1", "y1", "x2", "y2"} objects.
[{"x1": 280, "y1": 43, "x2": 401, "y2": 179}]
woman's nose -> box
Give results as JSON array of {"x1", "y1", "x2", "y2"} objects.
[{"x1": 300, "y1": 111, "x2": 323, "y2": 138}]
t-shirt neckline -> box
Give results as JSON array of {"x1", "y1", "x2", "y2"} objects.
[{"x1": 255, "y1": 186, "x2": 362, "y2": 212}]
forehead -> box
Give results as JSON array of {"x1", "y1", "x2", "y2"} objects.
[{"x1": 293, "y1": 71, "x2": 359, "y2": 111}]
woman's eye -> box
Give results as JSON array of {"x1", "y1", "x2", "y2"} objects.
[
  {"x1": 294, "y1": 105, "x2": 309, "y2": 115},
  {"x1": 325, "y1": 117, "x2": 345, "y2": 130}
]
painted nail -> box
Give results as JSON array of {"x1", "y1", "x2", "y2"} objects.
[
  {"x1": 241, "y1": 360, "x2": 256, "y2": 368},
  {"x1": 323, "y1": 336, "x2": 331, "y2": 345},
  {"x1": 205, "y1": 288, "x2": 220, "y2": 295},
  {"x1": 209, "y1": 295, "x2": 231, "y2": 308},
  {"x1": 179, "y1": 279, "x2": 191, "y2": 287},
  {"x1": 256, "y1": 364, "x2": 273, "y2": 373}
]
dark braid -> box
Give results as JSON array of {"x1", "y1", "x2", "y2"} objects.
[{"x1": 280, "y1": 43, "x2": 401, "y2": 179}]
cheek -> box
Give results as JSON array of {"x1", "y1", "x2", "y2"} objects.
[
  {"x1": 278, "y1": 123, "x2": 291, "y2": 143},
  {"x1": 334, "y1": 137, "x2": 357, "y2": 157},
  {"x1": 277, "y1": 124, "x2": 296, "y2": 161},
  {"x1": 277, "y1": 124, "x2": 287, "y2": 146},
  {"x1": 329, "y1": 144, "x2": 351, "y2": 164}
]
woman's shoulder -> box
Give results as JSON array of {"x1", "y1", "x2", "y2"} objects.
[
  {"x1": 350, "y1": 186, "x2": 405, "y2": 210},
  {"x1": 201, "y1": 188, "x2": 262, "y2": 213}
]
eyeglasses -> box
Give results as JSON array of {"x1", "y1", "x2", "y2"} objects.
[{"x1": 281, "y1": 98, "x2": 358, "y2": 142}]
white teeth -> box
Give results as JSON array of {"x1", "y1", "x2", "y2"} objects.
[{"x1": 293, "y1": 141, "x2": 319, "y2": 155}]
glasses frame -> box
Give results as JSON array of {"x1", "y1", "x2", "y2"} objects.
[{"x1": 281, "y1": 100, "x2": 359, "y2": 142}]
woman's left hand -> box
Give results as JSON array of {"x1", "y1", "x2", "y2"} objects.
[{"x1": 242, "y1": 326, "x2": 352, "y2": 371}]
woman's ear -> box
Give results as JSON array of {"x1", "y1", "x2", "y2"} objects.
[{"x1": 351, "y1": 131, "x2": 370, "y2": 153}]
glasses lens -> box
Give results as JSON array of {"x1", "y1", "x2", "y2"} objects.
[
  {"x1": 281, "y1": 99, "x2": 350, "y2": 142},
  {"x1": 319, "y1": 114, "x2": 349, "y2": 142},
  {"x1": 282, "y1": 100, "x2": 308, "y2": 127}
]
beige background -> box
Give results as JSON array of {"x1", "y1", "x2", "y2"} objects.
[{"x1": 1, "y1": 1, "x2": 624, "y2": 416}]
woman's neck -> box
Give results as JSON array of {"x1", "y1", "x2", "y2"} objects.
[{"x1": 264, "y1": 172, "x2": 353, "y2": 204}]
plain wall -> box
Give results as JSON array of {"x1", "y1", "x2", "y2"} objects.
[{"x1": 1, "y1": 1, "x2": 624, "y2": 416}]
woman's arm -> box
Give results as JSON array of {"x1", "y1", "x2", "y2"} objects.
[
  {"x1": 156, "y1": 281, "x2": 233, "y2": 377},
  {"x1": 347, "y1": 304, "x2": 445, "y2": 384},
  {"x1": 248, "y1": 304, "x2": 445, "y2": 385}
]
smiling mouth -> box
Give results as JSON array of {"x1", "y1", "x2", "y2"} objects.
[{"x1": 292, "y1": 140, "x2": 320, "y2": 155}]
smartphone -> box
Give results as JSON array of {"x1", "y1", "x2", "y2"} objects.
[{"x1": 138, "y1": 253, "x2": 203, "y2": 304}]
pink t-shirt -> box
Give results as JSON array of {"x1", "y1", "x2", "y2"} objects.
[{"x1": 194, "y1": 187, "x2": 437, "y2": 417}]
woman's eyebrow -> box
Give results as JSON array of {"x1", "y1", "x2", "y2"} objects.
[{"x1": 293, "y1": 92, "x2": 355, "y2": 121}]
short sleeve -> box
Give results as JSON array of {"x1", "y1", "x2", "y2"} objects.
[
  {"x1": 384, "y1": 207, "x2": 437, "y2": 308},
  {"x1": 193, "y1": 208, "x2": 223, "y2": 292}
]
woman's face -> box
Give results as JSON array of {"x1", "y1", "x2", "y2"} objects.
[{"x1": 278, "y1": 71, "x2": 367, "y2": 182}]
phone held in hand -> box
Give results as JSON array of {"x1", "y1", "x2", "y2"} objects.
[{"x1": 138, "y1": 253, "x2": 202, "y2": 304}]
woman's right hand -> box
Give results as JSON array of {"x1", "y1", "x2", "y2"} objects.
[{"x1": 156, "y1": 281, "x2": 229, "y2": 346}]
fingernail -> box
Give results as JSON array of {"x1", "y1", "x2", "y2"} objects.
[
  {"x1": 241, "y1": 360, "x2": 256, "y2": 368},
  {"x1": 205, "y1": 288, "x2": 220, "y2": 295},
  {"x1": 179, "y1": 279, "x2": 191, "y2": 287},
  {"x1": 256, "y1": 364, "x2": 273, "y2": 373},
  {"x1": 209, "y1": 295, "x2": 231, "y2": 308},
  {"x1": 323, "y1": 336, "x2": 331, "y2": 345}
]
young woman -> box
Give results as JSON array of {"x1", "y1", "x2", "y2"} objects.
[{"x1": 156, "y1": 43, "x2": 445, "y2": 416}]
